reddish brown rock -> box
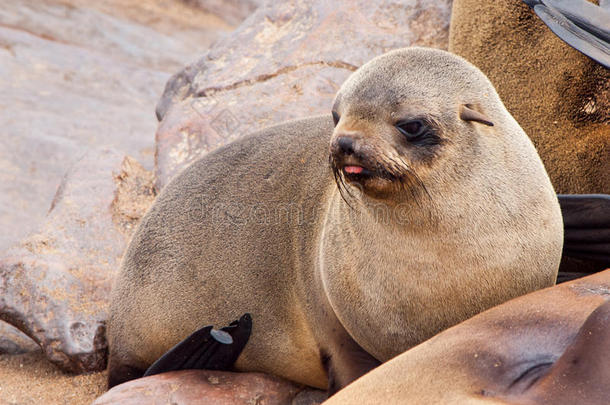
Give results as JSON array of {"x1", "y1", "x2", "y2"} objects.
[
  {"x1": 93, "y1": 370, "x2": 327, "y2": 405},
  {"x1": 0, "y1": 150, "x2": 155, "y2": 373},
  {"x1": 154, "y1": 0, "x2": 453, "y2": 189}
]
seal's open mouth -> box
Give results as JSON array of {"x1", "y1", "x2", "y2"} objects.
[
  {"x1": 342, "y1": 165, "x2": 375, "y2": 180},
  {"x1": 344, "y1": 165, "x2": 363, "y2": 174}
]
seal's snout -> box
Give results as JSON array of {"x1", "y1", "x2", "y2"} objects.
[
  {"x1": 330, "y1": 134, "x2": 376, "y2": 182},
  {"x1": 330, "y1": 134, "x2": 366, "y2": 174},
  {"x1": 331, "y1": 133, "x2": 361, "y2": 158},
  {"x1": 336, "y1": 136, "x2": 355, "y2": 155}
]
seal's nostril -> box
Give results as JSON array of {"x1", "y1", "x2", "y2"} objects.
[{"x1": 337, "y1": 137, "x2": 355, "y2": 155}]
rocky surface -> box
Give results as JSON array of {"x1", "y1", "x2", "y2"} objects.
[
  {"x1": 0, "y1": 322, "x2": 38, "y2": 355},
  {"x1": 93, "y1": 370, "x2": 327, "y2": 405},
  {"x1": 0, "y1": 0, "x2": 232, "y2": 253},
  {"x1": 0, "y1": 149, "x2": 155, "y2": 372},
  {"x1": 182, "y1": 0, "x2": 263, "y2": 26},
  {"x1": 154, "y1": 0, "x2": 453, "y2": 188}
]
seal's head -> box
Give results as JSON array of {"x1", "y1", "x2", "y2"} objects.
[{"x1": 329, "y1": 47, "x2": 496, "y2": 202}]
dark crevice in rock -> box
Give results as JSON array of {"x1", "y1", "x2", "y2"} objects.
[{"x1": 195, "y1": 60, "x2": 359, "y2": 98}]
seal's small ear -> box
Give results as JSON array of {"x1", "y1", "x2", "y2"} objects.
[{"x1": 460, "y1": 104, "x2": 494, "y2": 126}]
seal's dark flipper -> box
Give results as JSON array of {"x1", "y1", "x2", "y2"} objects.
[
  {"x1": 143, "y1": 313, "x2": 252, "y2": 377},
  {"x1": 542, "y1": 0, "x2": 610, "y2": 42},
  {"x1": 523, "y1": 0, "x2": 610, "y2": 42},
  {"x1": 558, "y1": 194, "x2": 610, "y2": 266},
  {"x1": 522, "y1": 0, "x2": 610, "y2": 68},
  {"x1": 533, "y1": 4, "x2": 610, "y2": 69}
]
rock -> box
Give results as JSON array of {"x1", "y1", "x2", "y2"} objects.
[
  {"x1": 0, "y1": 149, "x2": 155, "y2": 373},
  {"x1": 93, "y1": 370, "x2": 327, "y2": 405},
  {"x1": 154, "y1": 0, "x2": 453, "y2": 189},
  {"x1": 0, "y1": 321, "x2": 38, "y2": 355},
  {"x1": 0, "y1": 0, "x2": 232, "y2": 252}
]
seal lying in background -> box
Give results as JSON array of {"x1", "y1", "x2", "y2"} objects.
[
  {"x1": 107, "y1": 47, "x2": 563, "y2": 392},
  {"x1": 450, "y1": 0, "x2": 609, "y2": 195},
  {"x1": 323, "y1": 270, "x2": 610, "y2": 405}
]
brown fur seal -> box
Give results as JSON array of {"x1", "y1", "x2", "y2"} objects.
[
  {"x1": 107, "y1": 47, "x2": 563, "y2": 391},
  {"x1": 323, "y1": 269, "x2": 610, "y2": 405}
]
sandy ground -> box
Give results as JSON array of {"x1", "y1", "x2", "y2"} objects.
[
  {"x1": 0, "y1": 351, "x2": 107, "y2": 405},
  {"x1": 0, "y1": 351, "x2": 106, "y2": 405}
]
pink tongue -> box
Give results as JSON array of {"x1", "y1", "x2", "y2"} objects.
[{"x1": 344, "y1": 165, "x2": 364, "y2": 174}]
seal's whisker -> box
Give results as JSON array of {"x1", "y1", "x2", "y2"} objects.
[
  {"x1": 405, "y1": 165, "x2": 431, "y2": 200},
  {"x1": 383, "y1": 155, "x2": 431, "y2": 208},
  {"x1": 330, "y1": 155, "x2": 355, "y2": 209}
]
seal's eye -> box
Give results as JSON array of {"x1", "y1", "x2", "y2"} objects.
[
  {"x1": 396, "y1": 120, "x2": 425, "y2": 140},
  {"x1": 332, "y1": 111, "x2": 340, "y2": 126}
]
